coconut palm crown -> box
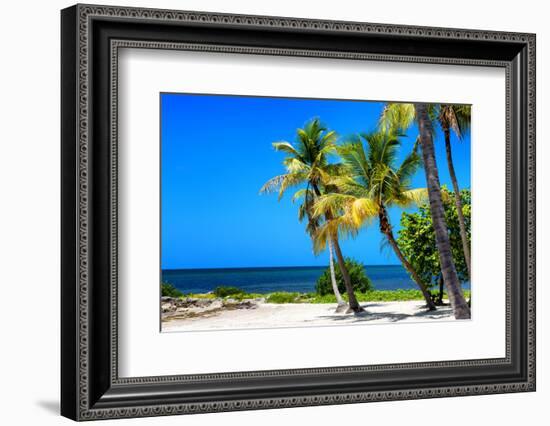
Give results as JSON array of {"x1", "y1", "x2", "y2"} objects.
[
  {"x1": 438, "y1": 104, "x2": 472, "y2": 282},
  {"x1": 380, "y1": 102, "x2": 470, "y2": 319},
  {"x1": 259, "y1": 118, "x2": 363, "y2": 313},
  {"x1": 312, "y1": 128, "x2": 437, "y2": 310},
  {"x1": 259, "y1": 118, "x2": 338, "y2": 200}
]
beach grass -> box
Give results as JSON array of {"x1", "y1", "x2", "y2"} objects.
[{"x1": 171, "y1": 289, "x2": 471, "y2": 304}]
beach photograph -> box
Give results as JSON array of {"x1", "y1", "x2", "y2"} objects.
[{"x1": 160, "y1": 93, "x2": 472, "y2": 332}]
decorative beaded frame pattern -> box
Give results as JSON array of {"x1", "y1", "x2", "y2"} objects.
[{"x1": 70, "y1": 4, "x2": 535, "y2": 420}]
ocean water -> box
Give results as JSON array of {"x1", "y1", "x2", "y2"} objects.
[{"x1": 162, "y1": 265, "x2": 470, "y2": 294}]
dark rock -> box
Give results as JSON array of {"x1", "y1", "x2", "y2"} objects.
[{"x1": 236, "y1": 300, "x2": 257, "y2": 309}]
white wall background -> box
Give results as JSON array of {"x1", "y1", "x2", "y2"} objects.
[{"x1": 0, "y1": 0, "x2": 546, "y2": 424}]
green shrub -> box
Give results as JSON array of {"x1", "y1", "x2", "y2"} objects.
[
  {"x1": 266, "y1": 292, "x2": 305, "y2": 303},
  {"x1": 397, "y1": 188, "x2": 470, "y2": 289},
  {"x1": 213, "y1": 286, "x2": 244, "y2": 298},
  {"x1": 315, "y1": 258, "x2": 373, "y2": 296},
  {"x1": 306, "y1": 289, "x2": 466, "y2": 303},
  {"x1": 228, "y1": 292, "x2": 263, "y2": 301},
  {"x1": 184, "y1": 293, "x2": 216, "y2": 299},
  {"x1": 161, "y1": 282, "x2": 183, "y2": 298}
]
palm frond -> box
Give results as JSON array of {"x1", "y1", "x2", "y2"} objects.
[
  {"x1": 259, "y1": 174, "x2": 288, "y2": 195},
  {"x1": 259, "y1": 172, "x2": 307, "y2": 200},
  {"x1": 312, "y1": 220, "x2": 335, "y2": 254},
  {"x1": 438, "y1": 104, "x2": 471, "y2": 141},
  {"x1": 312, "y1": 193, "x2": 355, "y2": 218},
  {"x1": 333, "y1": 216, "x2": 360, "y2": 241},
  {"x1": 316, "y1": 168, "x2": 332, "y2": 187},
  {"x1": 291, "y1": 188, "x2": 309, "y2": 203},
  {"x1": 350, "y1": 197, "x2": 378, "y2": 227},
  {"x1": 379, "y1": 103, "x2": 415, "y2": 134},
  {"x1": 272, "y1": 141, "x2": 301, "y2": 157},
  {"x1": 338, "y1": 139, "x2": 370, "y2": 182},
  {"x1": 361, "y1": 131, "x2": 399, "y2": 171},
  {"x1": 320, "y1": 129, "x2": 338, "y2": 146},
  {"x1": 327, "y1": 176, "x2": 366, "y2": 197},
  {"x1": 371, "y1": 163, "x2": 397, "y2": 202},
  {"x1": 448, "y1": 107, "x2": 462, "y2": 139},
  {"x1": 453, "y1": 105, "x2": 471, "y2": 140},
  {"x1": 312, "y1": 216, "x2": 358, "y2": 254},
  {"x1": 396, "y1": 148, "x2": 423, "y2": 183},
  {"x1": 379, "y1": 132, "x2": 400, "y2": 167},
  {"x1": 283, "y1": 157, "x2": 310, "y2": 174},
  {"x1": 277, "y1": 172, "x2": 308, "y2": 201},
  {"x1": 312, "y1": 142, "x2": 336, "y2": 168},
  {"x1": 297, "y1": 202, "x2": 307, "y2": 222},
  {"x1": 392, "y1": 188, "x2": 429, "y2": 208},
  {"x1": 324, "y1": 163, "x2": 350, "y2": 178}
]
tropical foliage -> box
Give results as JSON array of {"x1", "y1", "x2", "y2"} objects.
[
  {"x1": 260, "y1": 118, "x2": 363, "y2": 312},
  {"x1": 213, "y1": 286, "x2": 246, "y2": 298},
  {"x1": 315, "y1": 258, "x2": 373, "y2": 296},
  {"x1": 397, "y1": 188, "x2": 471, "y2": 304},
  {"x1": 266, "y1": 292, "x2": 309, "y2": 303},
  {"x1": 161, "y1": 282, "x2": 183, "y2": 298},
  {"x1": 260, "y1": 101, "x2": 472, "y2": 320},
  {"x1": 438, "y1": 104, "x2": 472, "y2": 279},
  {"x1": 379, "y1": 102, "x2": 471, "y2": 319},
  {"x1": 311, "y1": 129, "x2": 436, "y2": 310},
  {"x1": 174, "y1": 289, "x2": 471, "y2": 304}
]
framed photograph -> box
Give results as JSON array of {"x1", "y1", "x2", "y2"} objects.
[{"x1": 61, "y1": 4, "x2": 536, "y2": 421}]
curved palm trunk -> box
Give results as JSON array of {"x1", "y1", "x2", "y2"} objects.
[
  {"x1": 416, "y1": 104, "x2": 470, "y2": 320},
  {"x1": 312, "y1": 183, "x2": 360, "y2": 313},
  {"x1": 331, "y1": 236, "x2": 364, "y2": 313},
  {"x1": 328, "y1": 236, "x2": 347, "y2": 311},
  {"x1": 444, "y1": 128, "x2": 471, "y2": 280},
  {"x1": 379, "y1": 207, "x2": 436, "y2": 311}
]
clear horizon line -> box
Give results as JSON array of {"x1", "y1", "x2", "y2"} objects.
[{"x1": 162, "y1": 264, "x2": 403, "y2": 271}]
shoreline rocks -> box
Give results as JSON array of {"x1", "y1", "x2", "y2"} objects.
[{"x1": 161, "y1": 296, "x2": 260, "y2": 320}]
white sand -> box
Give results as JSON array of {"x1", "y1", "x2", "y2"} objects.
[{"x1": 162, "y1": 301, "x2": 455, "y2": 332}]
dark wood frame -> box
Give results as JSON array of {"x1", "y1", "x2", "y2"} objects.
[{"x1": 61, "y1": 3, "x2": 536, "y2": 421}]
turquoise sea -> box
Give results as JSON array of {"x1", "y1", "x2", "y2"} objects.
[{"x1": 162, "y1": 265, "x2": 470, "y2": 294}]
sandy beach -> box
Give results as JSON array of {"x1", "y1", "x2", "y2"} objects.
[{"x1": 162, "y1": 300, "x2": 455, "y2": 332}]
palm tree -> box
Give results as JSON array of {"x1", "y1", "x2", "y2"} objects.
[
  {"x1": 438, "y1": 104, "x2": 472, "y2": 280},
  {"x1": 310, "y1": 197, "x2": 364, "y2": 313},
  {"x1": 313, "y1": 129, "x2": 437, "y2": 311},
  {"x1": 380, "y1": 103, "x2": 470, "y2": 319},
  {"x1": 294, "y1": 187, "x2": 347, "y2": 312},
  {"x1": 415, "y1": 104, "x2": 471, "y2": 319},
  {"x1": 259, "y1": 118, "x2": 361, "y2": 313}
]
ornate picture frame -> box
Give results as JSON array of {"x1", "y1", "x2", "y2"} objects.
[{"x1": 61, "y1": 4, "x2": 535, "y2": 421}]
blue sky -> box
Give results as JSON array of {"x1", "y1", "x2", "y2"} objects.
[{"x1": 161, "y1": 93, "x2": 471, "y2": 269}]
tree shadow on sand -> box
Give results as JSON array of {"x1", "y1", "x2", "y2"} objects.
[{"x1": 317, "y1": 304, "x2": 454, "y2": 323}]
